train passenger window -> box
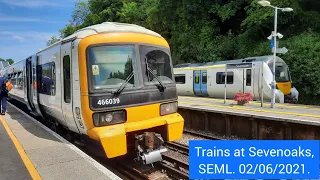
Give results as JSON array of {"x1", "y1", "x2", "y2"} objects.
[
  {"x1": 202, "y1": 72, "x2": 207, "y2": 84},
  {"x1": 194, "y1": 72, "x2": 199, "y2": 84},
  {"x1": 246, "y1": 69, "x2": 251, "y2": 86},
  {"x1": 63, "y1": 55, "x2": 71, "y2": 103},
  {"x1": 39, "y1": 62, "x2": 56, "y2": 96},
  {"x1": 175, "y1": 74, "x2": 185, "y2": 84},
  {"x1": 216, "y1": 72, "x2": 233, "y2": 84}
]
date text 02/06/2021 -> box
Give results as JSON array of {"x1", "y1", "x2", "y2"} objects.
[{"x1": 189, "y1": 140, "x2": 319, "y2": 179}]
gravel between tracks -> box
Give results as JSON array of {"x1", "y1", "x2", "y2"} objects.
[
  {"x1": 163, "y1": 149, "x2": 189, "y2": 164},
  {"x1": 175, "y1": 128, "x2": 246, "y2": 146},
  {"x1": 186, "y1": 128, "x2": 245, "y2": 140},
  {"x1": 174, "y1": 132, "x2": 207, "y2": 146},
  {"x1": 163, "y1": 149, "x2": 189, "y2": 174}
]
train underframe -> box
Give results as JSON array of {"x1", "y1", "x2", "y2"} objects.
[
  {"x1": 284, "y1": 94, "x2": 298, "y2": 104},
  {"x1": 134, "y1": 132, "x2": 168, "y2": 165}
]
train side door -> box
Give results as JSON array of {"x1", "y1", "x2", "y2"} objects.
[
  {"x1": 193, "y1": 70, "x2": 208, "y2": 96},
  {"x1": 31, "y1": 55, "x2": 40, "y2": 113},
  {"x1": 200, "y1": 70, "x2": 208, "y2": 95},
  {"x1": 243, "y1": 68, "x2": 253, "y2": 95},
  {"x1": 25, "y1": 58, "x2": 35, "y2": 111},
  {"x1": 61, "y1": 43, "x2": 79, "y2": 133},
  {"x1": 193, "y1": 70, "x2": 201, "y2": 95}
]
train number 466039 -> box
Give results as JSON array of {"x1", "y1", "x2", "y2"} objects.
[{"x1": 97, "y1": 98, "x2": 120, "y2": 105}]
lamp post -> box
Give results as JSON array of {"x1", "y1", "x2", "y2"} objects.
[{"x1": 257, "y1": 0, "x2": 293, "y2": 108}]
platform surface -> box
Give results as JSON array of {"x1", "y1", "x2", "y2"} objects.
[
  {"x1": 0, "y1": 103, "x2": 122, "y2": 180},
  {"x1": 0, "y1": 116, "x2": 32, "y2": 180},
  {"x1": 178, "y1": 96, "x2": 320, "y2": 126}
]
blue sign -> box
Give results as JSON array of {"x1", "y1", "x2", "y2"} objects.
[
  {"x1": 270, "y1": 39, "x2": 274, "y2": 48},
  {"x1": 189, "y1": 140, "x2": 319, "y2": 179}
]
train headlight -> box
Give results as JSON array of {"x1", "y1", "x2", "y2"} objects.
[
  {"x1": 93, "y1": 110, "x2": 126, "y2": 126},
  {"x1": 160, "y1": 102, "x2": 177, "y2": 116}
]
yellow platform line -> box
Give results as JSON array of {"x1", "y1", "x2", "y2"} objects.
[
  {"x1": 179, "y1": 101, "x2": 320, "y2": 119},
  {"x1": 179, "y1": 96, "x2": 320, "y2": 110},
  {"x1": 0, "y1": 116, "x2": 42, "y2": 180}
]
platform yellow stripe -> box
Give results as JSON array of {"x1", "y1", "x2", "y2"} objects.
[
  {"x1": 179, "y1": 101, "x2": 320, "y2": 119},
  {"x1": 0, "y1": 116, "x2": 42, "y2": 180},
  {"x1": 179, "y1": 96, "x2": 320, "y2": 110}
]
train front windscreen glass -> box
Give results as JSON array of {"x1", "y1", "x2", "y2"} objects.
[
  {"x1": 88, "y1": 45, "x2": 137, "y2": 90},
  {"x1": 269, "y1": 62, "x2": 291, "y2": 82},
  {"x1": 87, "y1": 44, "x2": 174, "y2": 91},
  {"x1": 139, "y1": 45, "x2": 174, "y2": 86}
]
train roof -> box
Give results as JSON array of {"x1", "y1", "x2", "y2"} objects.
[
  {"x1": 173, "y1": 55, "x2": 284, "y2": 68},
  {"x1": 71, "y1": 22, "x2": 162, "y2": 39},
  {"x1": 39, "y1": 22, "x2": 163, "y2": 53}
]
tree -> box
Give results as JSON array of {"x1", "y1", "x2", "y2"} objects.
[
  {"x1": 46, "y1": 36, "x2": 61, "y2": 46},
  {"x1": 0, "y1": 58, "x2": 14, "y2": 65},
  {"x1": 59, "y1": 24, "x2": 78, "y2": 38},
  {"x1": 72, "y1": 0, "x2": 90, "y2": 26},
  {"x1": 6, "y1": 59, "x2": 14, "y2": 65}
]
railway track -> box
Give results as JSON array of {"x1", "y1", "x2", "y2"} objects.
[
  {"x1": 115, "y1": 162, "x2": 151, "y2": 180},
  {"x1": 156, "y1": 130, "x2": 225, "y2": 179},
  {"x1": 184, "y1": 129, "x2": 222, "y2": 140},
  {"x1": 165, "y1": 142, "x2": 189, "y2": 155},
  {"x1": 160, "y1": 142, "x2": 189, "y2": 179},
  {"x1": 156, "y1": 161, "x2": 189, "y2": 180}
]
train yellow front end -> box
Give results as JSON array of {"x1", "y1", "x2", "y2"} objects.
[
  {"x1": 78, "y1": 29, "x2": 184, "y2": 164},
  {"x1": 271, "y1": 59, "x2": 298, "y2": 103}
]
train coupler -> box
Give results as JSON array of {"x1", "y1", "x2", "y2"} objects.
[
  {"x1": 284, "y1": 95, "x2": 298, "y2": 104},
  {"x1": 134, "y1": 132, "x2": 167, "y2": 166}
]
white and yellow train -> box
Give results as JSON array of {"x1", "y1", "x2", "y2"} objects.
[
  {"x1": 173, "y1": 56, "x2": 299, "y2": 103},
  {"x1": 1, "y1": 22, "x2": 184, "y2": 164}
]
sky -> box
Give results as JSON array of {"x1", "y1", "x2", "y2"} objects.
[{"x1": 0, "y1": 0, "x2": 78, "y2": 62}]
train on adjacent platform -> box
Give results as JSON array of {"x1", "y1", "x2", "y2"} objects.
[
  {"x1": 0, "y1": 22, "x2": 184, "y2": 165},
  {"x1": 173, "y1": 56, "x2": 299, "y2": 103}
]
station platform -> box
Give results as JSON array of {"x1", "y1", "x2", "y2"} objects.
[
  {"x1": 0, "y1": 103, "x2": 122, "y2": 180},
  {"x1": 178, "y1": 96, "x2": 320, "y2": 126}
]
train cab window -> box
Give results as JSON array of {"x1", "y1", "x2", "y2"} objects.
[
  {"x1": 194, "y1": 72, "x2": 199, "y2": 84},
  {"x1": 63, "y1": 55, "x2": 71, "y2": 103},
  {"x1": 175, "y1": 74, "x2": 185, "y2": 84},
  {"x1": 39, "y1": 62, "x2": 56, "y2": 96},
  {"x1": 140, "y1": 45, "x2": 174, "y2": 86},
  {"x1": 246, "y1": 69, "x2": 252, "y2": 86},
  {"x1": 88, "y1": 45, "x2": 137, "y2": 90},
  {"x1": 216, "y1": 72, "x2": 233, "y2": 84},
  {"x1": 202, "y1": 72, "x2": 207, "y2": 84}
]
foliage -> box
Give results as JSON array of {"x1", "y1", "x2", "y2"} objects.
[
  {"x1": 58, "y1": 0, "x2": 320, "y2": 105},
  {"x1": 0, "y1": 58, "x2": 14, "y2": 65},
  {"x1": 234, "y1": 91, "x2": 253, "y2": 105},
  {"x1": 46, "y1": 36, "x2": 61, "y2": 46},
  {"x1": 280, "y1": 31, "x2": 320, "y2": 105}
]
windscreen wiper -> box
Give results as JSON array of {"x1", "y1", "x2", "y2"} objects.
[
  {"x1": 145, "y1": 58, "x2": 166, "y2": 92},
  {"x1": 111, "y1": 71, "x2": 134, "y2": 95}
]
